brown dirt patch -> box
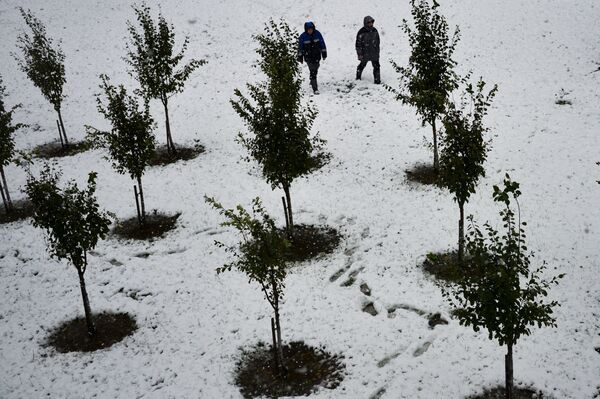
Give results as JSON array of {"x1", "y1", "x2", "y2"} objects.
[
  {"x1": 405, "y1": 163, "x2": 442, "y2": 187},
  {"x1": 46, "y1": 312, "x2": 137, "y2": 353},
  {"x1": 148, "y1": 143, "x2": 205, "y2": 166},
  {"x1": 235, "y1": 341, "x2": 345, "y2": 398},
  {"x1": 282, "y1": 224, "x2": 342, "y2": 262},
  {"x1": 467, "y1": 386, "x2": 548, "y2": 399},
  {"x1": 32, "y1": 140, "x2": 91, "y2": 159},
  {"x1": 0, "y1": 199, "x2": 34, "y2": 224},
  {"x1": 113, "y1": 212, "x2": 180, "y2": 240}
]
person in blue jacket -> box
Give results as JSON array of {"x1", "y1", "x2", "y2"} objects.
[{"x1": 297, "y1": 21, "x2": 327, "y2": 94}]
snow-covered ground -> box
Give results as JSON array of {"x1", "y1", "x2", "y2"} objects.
[{"x1": 1, "y1": 0, "x2": 599, "y2": 398}]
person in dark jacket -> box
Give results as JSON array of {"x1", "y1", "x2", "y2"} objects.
[
  {"x1": 355, "y1": 16, "x2": 380, "y2": 84},
  {"x1": 297, "y1": 21, "x2": 327, "y2": 94}
]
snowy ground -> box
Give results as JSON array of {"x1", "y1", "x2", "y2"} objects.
[{"x1": 1, "y1": 0, "x2": 599, "y2": 398}]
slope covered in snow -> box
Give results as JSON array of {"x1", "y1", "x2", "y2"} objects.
[{"x1": 0, "y1": 0, "x2": 599, "y2": 398}]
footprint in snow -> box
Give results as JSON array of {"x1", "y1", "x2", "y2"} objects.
[{"x1": 413, "y1": 340, "x2": 432, "y2": 357}]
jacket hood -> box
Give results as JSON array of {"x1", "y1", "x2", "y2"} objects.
[
  {"x1": 363, "y1": 16, "x2": 374, "y2": 27},
  {"x1": 304, "y1": 21, "x2": 315, "y2": 32}
]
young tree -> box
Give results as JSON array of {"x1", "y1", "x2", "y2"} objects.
[
  {"x1": 231, "y1": 20, "x2": 324, "y2": 233},
  {"x1": 445, "y1": 175, "x2": 563, "y2": 399},
  {"x1": 387, "y1": 0, "x2": 460, "y2": 172},
  {"x1": 125, "y1": 3, "x2": 206, "y2": 154},
  {"x1": 25, "y1": 165, "x2": 112, "y2": 336},
  {"x1": 15, "y1": 8, "x2": 69, "y2": 147},
  {"x1": 0, "y1": 75, "x2": 27, "y2": 213},
  {"x1": 87, "y1": 75, "x2": 155, "y2": 224},
  {"x1": 206, "y1": 196, "x2": 290, "y2": 372},
  {"x1": 439, "y1": 78, "x2": 498, "y2": 261}
]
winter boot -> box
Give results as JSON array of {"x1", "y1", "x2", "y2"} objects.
[
  {"x1": 356, "y1": 69, "x2": 362, "y2": 80},
  {"x1": 310, "y1": 78, "x2": 318, "y2": 93}
]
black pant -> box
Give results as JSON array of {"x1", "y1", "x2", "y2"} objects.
[
  {"x1": 357, "y1": 58, "x2": 380, "y2": 82},
  {"x1": 307, "y1": 61, "x2": 320, "y2": 91}
]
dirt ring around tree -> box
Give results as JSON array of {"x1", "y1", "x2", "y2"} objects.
[
  {"x1": 281, "y1": 224, "x2": 342, "y2": 262},
  {"x1": 46, "y1": 312, "x2": 137, "y2": 353},
  {"x1": 467, "y1": 386, "x2": 549, "y2": 399},
  {"x1": 234, "y1": 341, "x2": 345, "y2": 399},
  {"x1": 32, "y1": 140, "x2": 91, "y2": 159},
  {"x1": 112, "y1": 212, "x2": 180, "y2": 240},
  {"x1": 148, "y1": 143, "x2": 206, "y2": 166},
  {"x1": 0, "y1": 199, "x2": 34, "y2": 224}
]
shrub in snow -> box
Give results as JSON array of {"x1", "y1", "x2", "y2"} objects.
[
  {"x1": 445, "y1": 175, "x2": 563, "y2": 399},
  {"x1": 0, "y1": 75, "x2": 27, "y2": 213},
  {"x1": 439, "y1": 78, "x2": 497, "y2": 262},
  {"x1": 387, "y1": 0, "x2": 460, "y2": 172},
  {"x1": 88, "y1": 75, "x2": 155, "y2": 225},
  {"x1": 231, "y1": 20, "x2": 325, "y2": 234},
  {"x1": 206, "y1": 196, "x2": 290, "y2": 372},
  {"x1": 26, "y1": 165, "x2": 111, "y2": 336},
  {"x1": 14, "y1": 8, "x2": 69, "y2": 148},
  {"x1": 125, "y1": 3, "x2": 206, "y2": 154}
]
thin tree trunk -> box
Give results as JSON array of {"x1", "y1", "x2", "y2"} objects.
[
  {"x1": 274, "y1": 305, "x2": 284, "y2": 371},
  {"x1": 270, "y1": 270, "x2": 285, "y2": 372},
  {"x1": 56, "y1": 119, "x2": 64, "y2": 148},
  {"x1": 283, "y1": 184, "x2": 293, "y2": 233},
  {"x1": 505, "y1": 343, "x2": 514, "y2": 399},
  {"x1": 458, "y1": 201, "x2": 465, "y2": 263},
  {"x1": 77, "y1": 266, "x2": 95, "y2": 336},
  {"x1": 136, "y1": 176, "x2": 146, "y2": 223},
  {"x1": 0, "y1": 173, "x2": 8, "y2": 214},
  {"x1": 134, "y1": 184, "x2": 142, "y2": 225},
  {"x1": 57, "y1": 108, "x2": 69, "y2": 147},
  {"x1": 0, "y1": 166, "x2": 12, "y2": 211},
  {"x1": 281, "y1": 196, "x2": 290, "y2": 231},
  {"x1": 271, "y1": 317, "x2": 279, "y2": 371},
  {"x1": 431, "y1": 118, "x2": 439, "y2": 172},
  {"x1": 162, "y1": 97, "x2": 175, "y2": 154}
]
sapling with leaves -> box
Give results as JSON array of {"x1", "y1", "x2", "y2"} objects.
[
  {"x1": 14, "y1": 8, "x2": 69, "y2": 147},
  {"x1": 25, "y1": 165, "x2": 112, "y2": 336},
  {"x1": 439, "y1": 78, "x2": 498, "y2": 262},
  {"x1": 232, "y1": 20, "x2": 325, "y2": 234},
  {"x1": 444, "y1": 175, "x2": 563, "y2": 399},
  {"x1": 206, "y1": 196, "x2": 290, "y2": 372},
  {"x1": 125, "y1": 3, "x2": 206, "y2": 154},
  {"x1": 386, "y1": 0, "x2": 460, "y2": 172},
  {"x1": 87, "y1": 75, "x2": 155, "y2": 224},
  {"x1": 0, "y1": 75, "x2": 27, "y2": 213}
]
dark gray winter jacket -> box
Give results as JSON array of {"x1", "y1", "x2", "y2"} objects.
[{"x1": 355, "y1": 16, "x2": 380, "y2": 60}]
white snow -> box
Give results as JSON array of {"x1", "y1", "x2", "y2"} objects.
[{"x1": 1, "y1": 0, "x2": 599, "y2": 398}]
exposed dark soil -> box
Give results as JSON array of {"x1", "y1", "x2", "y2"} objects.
[
  {"x1": 113, "y1": 212, "x2": 180, "y2": 240},
  {"x1": 148, "y1": 143, "x2": 205, "y2": 166},
  {"x1": 46, "y1": 312, "x2": 137, "y2": 353},
  {"x1": 467, "y1": 386, "x2": 547, "y2": 399},
  {"x1": 422, "y1": 251, "x2": 464, "y2": 283},
  {"x1": 0, "y1": 199, "x2": 34, "y2": 224},
  {"x1": 32, "y1": 140, "x2": 91, "y2": 159},
  {"x1": 282, "y1": 224, "x2": 342, "y2": 262},
  {"x1": 235, "y1": 341, "x2": 345, "y2": 399},
  {"x1": 405, "y1": 163, "x2": 442, "y2": 187}
]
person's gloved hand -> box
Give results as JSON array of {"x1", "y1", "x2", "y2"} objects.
[
  {"x1": 297, "y1": 55, "x2": 304, "y2": 63},
  {"x1": 322, "y1": 52, "x2": 327, "y2": 60}
]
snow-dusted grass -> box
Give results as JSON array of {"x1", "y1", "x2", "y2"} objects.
[{"x1": 1, "y1": 0, "x2": 599, "y2": 398}]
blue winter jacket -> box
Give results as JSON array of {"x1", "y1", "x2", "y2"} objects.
[{"x1": 298, "y1": 21, "x2": 327, "y2": 63}]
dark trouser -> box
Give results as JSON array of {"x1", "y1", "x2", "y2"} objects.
[
  {"x1": 307, "y1": 61, "x2": 320, "y2": 91},
  {"x1": 357, "y1": 58, "x2": 380, "y2": 82}
]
